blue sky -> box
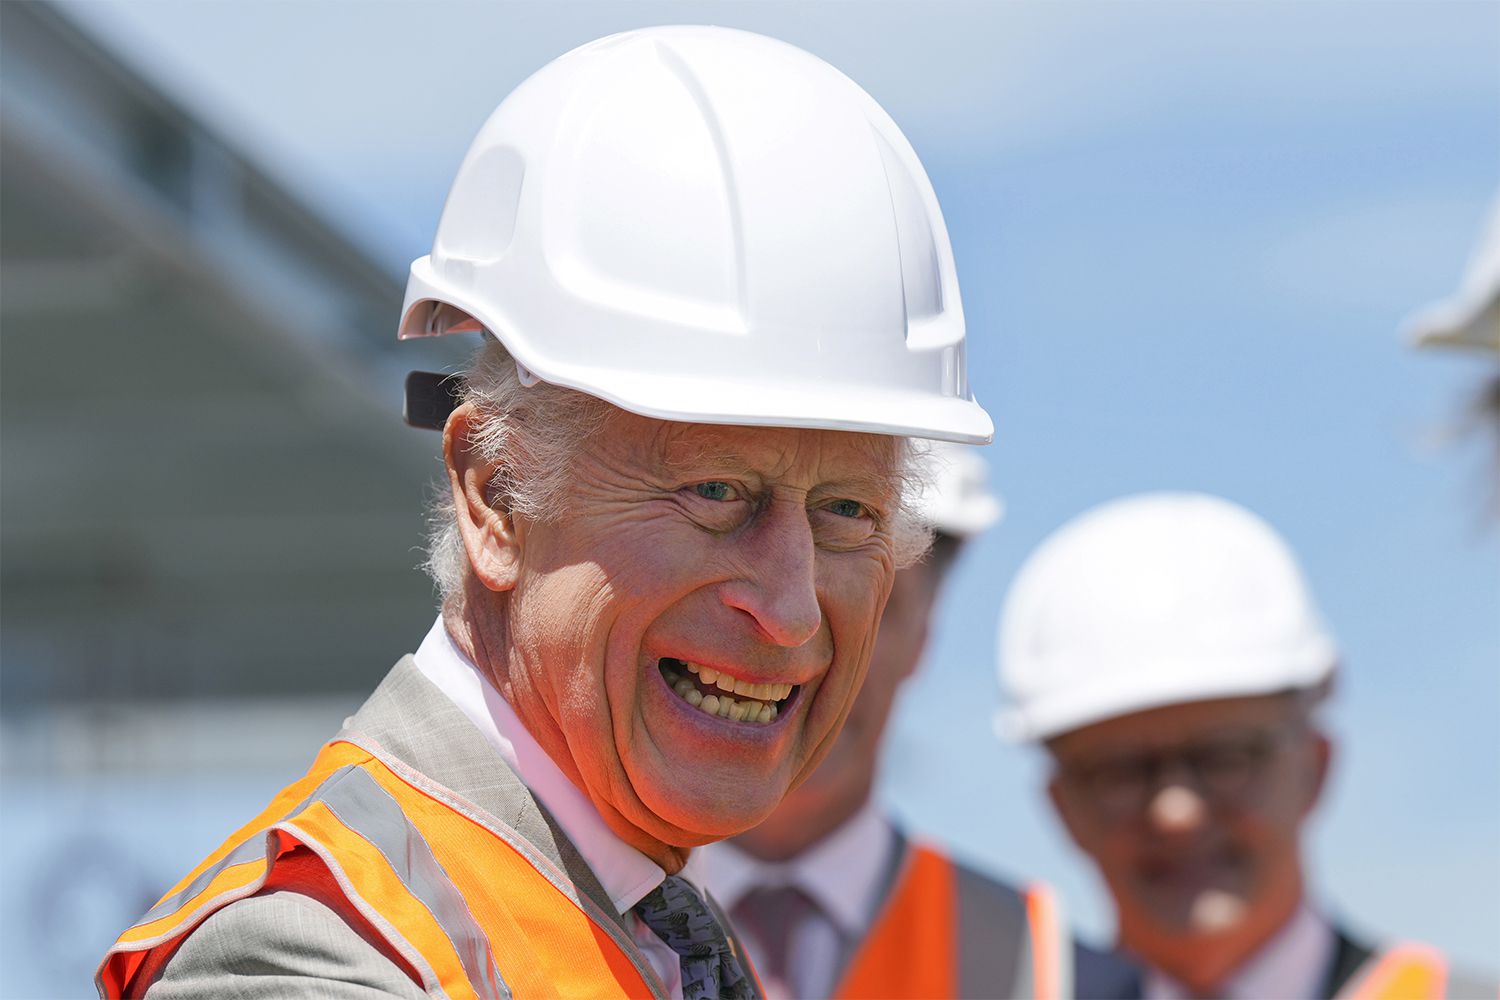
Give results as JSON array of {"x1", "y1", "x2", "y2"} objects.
[{"x1": 61, "y1": 0, "x2": 1500, "y2": 971}]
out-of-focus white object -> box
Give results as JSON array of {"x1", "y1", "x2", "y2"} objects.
[
  {"x1": 399, "y1": 25, "x2": 992, "y2": 444},
  {"x1": 996, "y1": 492, "x2": 1337, "y2": 741},
  {"x1": 913, "y1": 441, "x2": 1003, "y2": 538},
  {"x1": 1406, "y1": 197, "x2": 1500, "y2": 354}
]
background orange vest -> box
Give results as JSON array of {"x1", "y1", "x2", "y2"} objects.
[
  {"x1": 833, "y1": 842, "x2": 1069, "y2": 1000},
  {"x1": 1336, "y1": 943, "x2": 1451, "y2": 1000}
]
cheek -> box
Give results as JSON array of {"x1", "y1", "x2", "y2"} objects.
[
  {"x1": 534, "y1": 560, "x2": 617, "y2": 632},
  {"x1": 821, "y1": 553, "x2": 893, "y2": 643},
  {"x1": 512, "y1": 552, "x2": 635, "y2": 731},
  {"x1": 595, "y1": 524, "x2": 729, "y2": 630},
  {"x1": 1241, "y1": 754, "x2": 1316, "y2": 827},
  {"x1": 1071, "y1": 809, "x2": 1151, "y2": 874},
  {"x1": 1086, "y1": 824, "x2": 1139, "y2": 868},
  {"x1": 1236, "y1": 788, "x2": 1307, "y2": 855},
  {"x1": 816, "y1": 563, "x2": 892, "y2": 710}
]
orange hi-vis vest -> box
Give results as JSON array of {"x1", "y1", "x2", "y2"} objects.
[
  {"x1": 98, "y1": 738, "x2": 666, "y2": 999},
  {"x1": 1335, "y1": 943, "x2": 1451, "y2": 1000},
  {"x1": 833, "y1": 842, "x2": 1071, "y2": 1000}
]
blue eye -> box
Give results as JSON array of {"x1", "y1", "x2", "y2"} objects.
[
  {"x1": 827, "y1": 499, "x2": 865, "y2": 518},
  {"x1": 694, "y1": 481, "x2": 736, "y2": 501}
]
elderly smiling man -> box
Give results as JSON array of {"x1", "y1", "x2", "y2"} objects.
[{"x1": 98, "y1": 26, "x2": 991, "y2": 1000}]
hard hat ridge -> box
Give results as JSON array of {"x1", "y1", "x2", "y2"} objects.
[{"x1": 399, "y1": 25, "x2": 993, "y2": 444}]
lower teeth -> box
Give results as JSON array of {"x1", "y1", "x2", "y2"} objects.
[{"x1": 663, "y1": 665, "x2": 778, "y2": 724}]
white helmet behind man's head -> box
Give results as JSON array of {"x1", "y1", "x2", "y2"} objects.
[
  {"x1": 912, "y1": 441, "x2": 1004, "y2": 538},
  {"x1": 399, "y1": 25, "x2": 992, "y2": 445},
  {"x1": 996, "y1": 492, "x2": 1337, "y2": 742}
]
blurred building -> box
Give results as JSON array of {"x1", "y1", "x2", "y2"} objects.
[{"x1": 0, "y1": 4, "x2": 458, "y2": 993}]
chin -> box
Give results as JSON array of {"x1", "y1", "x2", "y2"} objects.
[
  {"x1": 1137, "y1": 887, "x2": 1253, "y2": 938},
  {"x1": 634, "y1": 775, "x2": 790, "y2": 844},
  {"x1": 1185, "y1": 889, "x2": 1252, "y2": 934}
]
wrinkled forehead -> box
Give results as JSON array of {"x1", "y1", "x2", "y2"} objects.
[{"x1": 611, "y1": 412, "x2": 906, "y2": 495}]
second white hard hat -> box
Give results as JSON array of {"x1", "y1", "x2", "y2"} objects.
[
  {"x1": 912, "y1": 441, "x2": 1003, "y2": 538},
  {"x1": 399, "y1": 25, "x2": 992, "y2": 444},
  {"x1": 996, "y1": 492, "x2": 1337, "y2": 742}
]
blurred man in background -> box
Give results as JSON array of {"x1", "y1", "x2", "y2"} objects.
[
  {"x1": 997, "y1": 492, "x2": 1490, "y2": 1000},
  {"x1": 704, "y1": 444, "x2": 1133, "y2": 999},
  {"x1": 96, "y1": 26, "x2": 995, "y2": 1000}
]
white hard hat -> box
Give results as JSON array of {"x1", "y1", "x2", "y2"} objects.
[
  {"x1": 399, "y1": 26, "x2": 992, "y2": 444},
  {"x1": 911, "y1": 441, "x2": 1003, "y2": 538},
  {"x1": 1405, "y1": 196, "x2": 1500, "y2": 354},
  {"x1": 995, "y1": 492, "x2": 1337, "y2": 742}
]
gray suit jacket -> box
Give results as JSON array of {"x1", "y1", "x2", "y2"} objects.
[{"x1": 130, "y1": 657, "x2": 702, "y2": 999}]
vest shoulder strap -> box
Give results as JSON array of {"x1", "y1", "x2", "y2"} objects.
[
  {"x1": 1334, "y1": 942, "x2": 1448, "y2": 1000},
  {"x1": 1018, "y1": 880, "x2": 1072, "y2": 1000},
  {"x1": 98, "y1": 741, "x2": 658, "y2": 1000},
  {"x1": 834, "y1": 840, "x2": 1067, "y2": 1000},
  {"x1": 834, "y1": 840, "x2": 957, "y2": 998}
]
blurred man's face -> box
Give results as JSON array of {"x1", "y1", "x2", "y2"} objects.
[
  {"x1": 484, "y1": 410, "x2": 904, "y2": 861},
  {"x1": 1046, "y1": 694, "x2": 1329, "y2": 957}
]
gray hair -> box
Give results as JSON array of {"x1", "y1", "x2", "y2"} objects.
[
  {"x1": 421, "y1": 342, "x2": 611, "y2": 599},
  {"x1": 421, "y1": 340, "x2": 933, "y2": 604}
]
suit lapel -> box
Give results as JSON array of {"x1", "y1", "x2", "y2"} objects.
[
  {"x1": 1319, "y1": 926, "x2": 1376, "y2": 999},
  {"x1": 334, "y1": 657, "x2": 634, "y2": 940}
]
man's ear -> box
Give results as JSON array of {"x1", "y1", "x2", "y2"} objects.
[
  {"x1": 1302, "y1": 730, "x2": 1334, "y2": 818},
  {"x1": 443, "y1": 402, "x2": 521, "y2": 592},
  {"x1": 1047, "y1": 771, "x2": 1090, "y2": 852}
]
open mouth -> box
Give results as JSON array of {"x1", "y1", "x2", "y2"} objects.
[{"x1": 658, "y1": 657, "x2": 798, "y2": 725}]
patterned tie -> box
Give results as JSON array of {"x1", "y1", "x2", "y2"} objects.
[{"x1": 634, "y1": 875, "x2": 754, "y2": 1000}]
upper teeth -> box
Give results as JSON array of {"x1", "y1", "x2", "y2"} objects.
[{"x1": 683, "y1": 662, "x2": 792, "y2": 702}]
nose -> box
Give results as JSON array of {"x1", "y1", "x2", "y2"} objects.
[
  {"x1": 719, "y1": 497, "x2": 822, "y2": 647},
  {"x1": 1147, "y1": 783, "x2": 1208, "y2": 834}
]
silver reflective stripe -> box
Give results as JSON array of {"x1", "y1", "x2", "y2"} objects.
[
  {"x1": 315, "y1": 766, "x2": 510, "y2": 1000},
  {"x1": 129, "y1": 761, "x2": 509, "y2": 1000},
  {"x1": 1003, "y1": 884, "x2": 1073, "y2": 1000},
  {"x1": 952, "y1": 863, "x2": 1030, "y2": 999},
  {"x1": 340, "y1": 730, "x2": 668, "y2": 1000},
  {"x1": 1046, "y1": 888, "x2": 1074, "y2": 1000},
  {"x1": 136, "y1": 765, "x2": 363, "y2": 926}
]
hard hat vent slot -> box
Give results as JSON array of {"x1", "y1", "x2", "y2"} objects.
[
  {"x1": 872, "y1": 128, "x2": 945, "y2": 338},
  {"x1": 434, "y1": 145, "x2": 525, "y2": 263},
  {"x1": 545, "y1": 40, "x2": 742, "y2": 331}
]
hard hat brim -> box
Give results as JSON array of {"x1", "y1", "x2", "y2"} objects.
[
  {"x1": 557, "y1": 366, "x2": 995, "y2": 445},
  {"x1": 1405, "y1": 295, "x2": 1500, "y2": 354},
  {"x1": 996, "y1": 640, "x2": 1338, "y2": 743},
  {"x1": 400, "y1": 271, "x2": 995, "y2": 444}
]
